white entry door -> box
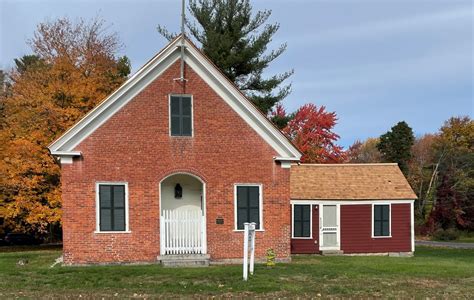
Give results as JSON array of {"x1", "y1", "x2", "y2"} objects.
[{"x1": 320, "y1": 204, "x2": 340, "y2": 250}]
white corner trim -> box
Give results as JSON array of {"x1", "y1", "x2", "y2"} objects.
[
  {"x1": 234, "y1": 184, "x2": 263, "y2": 231},
  {"x1": 48, "y1": 36, "x2": 302, "y2": 162},
  {"x1": 411, "y1": 201, "x2": 415, "y2": 252},
  {"x1": 371, "y1": 203, "x2": 392, "y2": 238},
  {"x1": 95, "y1": 182, "x2": 130, "y2": 233},
  {"x1": 291, "y1": 204, "x2": 313, "y2": 239}
]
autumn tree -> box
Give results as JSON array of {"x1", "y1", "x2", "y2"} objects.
[
  {"x1": 347, "y1": 138, "x2": 382, "y2": 163},
  {"x1": 377, "y1": 121, "x2": 415, "y2": 175},
  {"x1": 158, "y1": 0, "x2": 293, "y2": 114},
  {"x1": 282, "y1": 103, "x2": 345, "y2": 163},
  {"x1": 429, "y1": 116, "x2": 474, "y2": 231},
  {"x1": 406, "y1": 134, "x2": 438, "y2": 219},
  {"x1": 0, "y1": 17, "x2": 130, "y2": 237}
]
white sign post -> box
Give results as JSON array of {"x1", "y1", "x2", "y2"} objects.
[{"x1": 243, "y1": 222, "x2": 256, "y2": 281}]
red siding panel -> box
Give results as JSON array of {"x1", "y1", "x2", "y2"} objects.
[
  {"x1": 340, "y1": 204, "x2": 411, "y2": 253},
  {"x1": 291, "y1": 205, "x2": 320, "y2": 254}
]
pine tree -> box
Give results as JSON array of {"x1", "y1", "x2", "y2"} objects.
[
  {"x1": 158, "y1": 0, "x2": 293, "y2": 114},
  {"x1": 377, "y1": 121, "x2": 415, "y2": 175}
]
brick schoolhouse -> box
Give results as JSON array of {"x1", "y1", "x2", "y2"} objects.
[{"x1": 49, "y1": 35, "x2": 416, "y2": 265}]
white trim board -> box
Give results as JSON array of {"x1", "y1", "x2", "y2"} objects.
[
  {"x1": 48, "y1": 35, "x2": 301, "y2": 163},
  {"x1": 291, "y1": 200, "x2": 415, "y2": 205}
]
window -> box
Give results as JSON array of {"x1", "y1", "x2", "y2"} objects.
[
  {"x1": 97, "y1": 184, "x2": 128, "y2": 232},
  {"x1": 373, "y1": 204, "x2": 390, "y2": 237},
  {"x1": 170, "y1": 95, "x2": 192, "y2": 136},
  {"x1": 293, "y1": 205, "x2": 311, "y2": 238},
  {"x1": 235, "y1": 185, "x2": 262, "y2": 230}
]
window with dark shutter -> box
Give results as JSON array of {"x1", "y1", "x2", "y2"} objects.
[
  {"x1": 373, "y1": 204, "x2": 390, "y2": 237},
  {"x1": 170, "y1": 95, "x2": 192, "y2": 136},
  {"x1": 293, "y1": 205, "x2": 311, "y2": 238},
  {"x1": 236, "y1": 185, "x2": 261, "y2": 230},
  {"x1": 99, "y1": 184, "x2": 126, "y2": 231}
]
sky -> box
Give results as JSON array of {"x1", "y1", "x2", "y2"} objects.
[{"x1": 1, "y1": 0, "x2": 473, "y2": 147}]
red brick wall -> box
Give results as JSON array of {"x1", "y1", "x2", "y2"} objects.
[
  {"x1": 291, "y1": 205, "x2": 320, "y2": 254},
  {"x1": 340, "y1": 204, "x2": 411, "y2": 253},
  {"x1": 60, "y1": 61, "x2": 291, "y2": 264}
]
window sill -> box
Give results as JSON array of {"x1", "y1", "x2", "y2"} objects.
[
  {"x1": 170, "y1": 135, "x2": 193, "y2": 138},
  {"x1": 372, "y1": 235, "x2": 392, "y2": 239},
  {"x1": 94, "y1": 231, "x2": 132, "y2": 234},
  {"x1": 291, "y1": 237, "x2": 313, "y2": 240},
  {"x1": 233, "y1": 229, "x2": 265, "y2": 232}
]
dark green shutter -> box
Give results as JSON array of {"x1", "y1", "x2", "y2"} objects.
[
  {"x1": 236, "y1": 186, "x2": 260, "y2": 230},
  {"x1": 170, "y1": 96, "x2": 192, "y2": 136},
  {"x1": 293, "y1": 205, "x2": 311, "y2": 237},
  {"x1": 374, "y1": 205, "x2": 390, "y2": 236},
  {"x1": 99, "y1": 186, "x2": 112, "y2": 231},
  {"x1": 170, "y1": 96, "x2": 181, "y2": 135},
  {"x1": 99, "y1": 185, "x2": 126, "y2": 231}
]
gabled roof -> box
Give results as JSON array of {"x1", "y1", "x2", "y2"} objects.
[
  {"x1": 48, "y1": 35, "x2": 301, "y2": 161},
  {"x1": 291, "y1": 163, "x2": 417, "y2": 200}
]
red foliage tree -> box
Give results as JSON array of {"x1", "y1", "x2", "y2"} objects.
[{"x1": 282, "y1": 103, "x2": 346, "y2": 163}]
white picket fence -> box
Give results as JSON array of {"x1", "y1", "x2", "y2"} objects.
[{"x1": 161, "y1": 209, "x2": 205, "y2": 255}]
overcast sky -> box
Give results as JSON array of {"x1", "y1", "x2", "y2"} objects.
[{"x1": 1, "y1": 0, "x2": 472, "y2": 147}]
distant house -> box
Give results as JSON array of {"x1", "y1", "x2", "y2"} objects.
[{"x1": 48, "y1": 35, "x2": 416, "y2": 265}]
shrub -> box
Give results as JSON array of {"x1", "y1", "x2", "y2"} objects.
[{"x1": 432, "y1": 228, "x2": 460, "y2": 241}]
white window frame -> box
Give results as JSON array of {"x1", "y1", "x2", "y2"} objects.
[
  {"x1": 95, "y1": 182, "x2": 130, "y2": 233},
  {"x1": 291, "y1": 204, "x2": 313, "y2": 239},
  {"x1": 168, "y1": 94, "x2": 194, "y2": 137},
  {"x1": 234, "y1": 184, "x2": 264, "y2": 232},
  {"x1": 372, "y1": 203, "x2": 392, "y2": 238}
]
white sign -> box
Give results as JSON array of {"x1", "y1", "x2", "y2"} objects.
[{"x1": 243, "y1": 222, "x2": 256, "y2": 281}]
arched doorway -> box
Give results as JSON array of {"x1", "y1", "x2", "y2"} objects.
[{"x1": 159, "y1": 173, "x2": 206, "y2": 255}]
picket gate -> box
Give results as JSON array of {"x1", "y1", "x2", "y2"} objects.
[{"x1": 161, "y1": 209, "x2": 204, "y2": 255}]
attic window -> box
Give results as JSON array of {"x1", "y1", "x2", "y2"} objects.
[{"x1": 170, "y1": 95, "x2": 192, "y2": 136}]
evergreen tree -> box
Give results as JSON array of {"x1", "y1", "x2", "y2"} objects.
[
  {"x1": 14, "y1": 55, "x2": 46, "y2": 74},
  {"x1": 158, "y1": 0, "x2": 293, "y2": 114},
  {"x1": 377, "y1": 121, "x2": 415, "y2": 175}
]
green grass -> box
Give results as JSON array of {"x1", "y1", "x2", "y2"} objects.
[
  {"x1": 458, "y1": 236, "x2": 474, "y2": 243},
  {"x1": 0, "y1": 247, "x2": 473, "y2": 298}
]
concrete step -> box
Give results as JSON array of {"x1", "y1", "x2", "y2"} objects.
[
  {"x1": 159, "y1": 254, "x2": 210, "y2": 267},
  {"x1": 321, "y1": 250, "x2": 344, "y2": 256}
]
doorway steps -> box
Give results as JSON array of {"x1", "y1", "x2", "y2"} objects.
[
  {"x1": 321, "y1": 250, "x2": 344, "y2": 256},
  {"x1": 159, "y1": 254, "x2": 210, "y2": 267}
]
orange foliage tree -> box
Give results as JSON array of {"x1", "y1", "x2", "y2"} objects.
[
  {"x1": 0, "y1": 17, "x2": 130, "y2": 237},
  {"x1": 279, "y1": 103, "x2": 346, "y2": 163}
]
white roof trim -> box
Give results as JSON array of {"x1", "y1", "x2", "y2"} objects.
[
  {"x1": 274, "y1": 156, "x2": 300, "y2": 161},
  {"x1": 50, "y1": 151, "x2": 82, "y2": 156},
  {"x1": 48, "y1": 36, "x2": 301, "y2": 160}
]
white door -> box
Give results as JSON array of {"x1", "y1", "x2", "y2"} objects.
[{"x1": 320, "y1": 204, "x2": 340, "y2": 250}]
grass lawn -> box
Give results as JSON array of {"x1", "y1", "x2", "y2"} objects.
[
  {"x1": 458, "y1": 236, "x2": 474, "y2": 243},
  {"x1": 0, "y1": 246, "x2": 473, "y2": 298}
]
